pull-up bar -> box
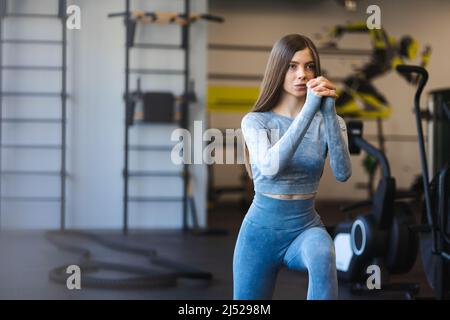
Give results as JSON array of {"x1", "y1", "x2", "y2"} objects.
[{"x1": 108, "y1": 10, "x2": 224, "y2": 26}]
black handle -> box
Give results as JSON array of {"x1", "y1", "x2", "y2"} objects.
[
  {"x1": 395, "y1": 64, "x2": 428, "y2": 78},
  {"x1": 395, "y1": 65, "x2": 428, "y2": 110},
  {"x1": 396, "y1": 64, "x2": 436, "y2": 249},
  {"x1": 108, "y1": 11, "x2": 157, "y2": 20},
  {"x1": 200, "y1": 14, "x2": 225, "y2": 23},
  {"x1": 108, "y1": 12, "x2": 126, "y2": 18}
]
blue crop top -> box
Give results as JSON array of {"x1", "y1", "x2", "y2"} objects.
[{"x1": 241, "y1": 89, "x2": 352, "y2": 195}]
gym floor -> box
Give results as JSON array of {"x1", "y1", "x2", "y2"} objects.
[{"x1": 0, "y1": 200, "x2": 434, "y2": 300}]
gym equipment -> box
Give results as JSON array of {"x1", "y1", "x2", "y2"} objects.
[
  {"x1": 108, "y1": 10, "x2": 223, "y2": 48},
  {"x1": 46, "y1": 230, "x2": 212, "y2": 289},
  {"x1": 333, "y1": 120, "x2": 419, "y2": 292},
  {"x1": 206, "y1": 86, "x2": 260, "y2": 209},
  {"x1": 0, "y1": 0, "x2": 68, "y2": 230},
  {"x1": 127, "y1": 78, "x2": 195, "y2": 125},
  {"x1": 396, "y1": 65, "x2": 449, "y2": 300},
  {"x1": 318, "y1": 22, "x2": 431, "y2": 197},
  {"x1": 427, "y1": 89, "x2": 450, "y2": 177},
  {"x1": 333, "y1": 65, "x2": 450, "y2": 299},
  {"x1": 48, "y1": 0, "x2": 224, "y2": 292},
  {"x1": 46, "y1": 179, "x2": 221, "y2": 289},
  {"x1": 326, "y1": 21, "x2": 432, "y2": 119},
  {"x1": 207, "y1": 86, "x2": 260, "y2": 113},
  {"x1": 108, "y1": 10, "x2": 224, "y2": 25},
  {"x1": 108, "y1": 1, "x2": 223, "y2": 234}
]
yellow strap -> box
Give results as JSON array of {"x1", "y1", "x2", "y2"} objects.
[
  {"x1": 370, "y1": 29, "x2": 387, "y2": 49},
  {"x1": 343, "y1": 22, "x2": 367, "y2": 30}
]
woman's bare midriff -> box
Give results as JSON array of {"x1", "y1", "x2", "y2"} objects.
[{"x1": 262, "y1": 192, "x2": 316, "y2": 200}]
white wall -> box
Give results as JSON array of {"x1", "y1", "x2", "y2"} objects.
[
  {"x1": 208, "y1": 0, "x2": 450, "y2": 201},
  {"x1": 1, "y1": 0, "x2": 208, "y2": 229}
]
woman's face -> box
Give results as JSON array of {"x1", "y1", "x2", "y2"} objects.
[{"x1": 282, "y1": 48, "x2": 316, "y2": 99}]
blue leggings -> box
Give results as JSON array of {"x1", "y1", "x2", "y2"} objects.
[{"x1": 233, "y1": 193, "x2": 338, "y2": 300}]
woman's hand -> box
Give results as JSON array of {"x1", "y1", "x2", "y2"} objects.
[{"x1": 307, "y1": 76, "x2": 338, "y2": 99}]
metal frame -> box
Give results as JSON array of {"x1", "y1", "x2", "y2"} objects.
[
  {"x1": 0, "y1": 0, "x2": 67, "y2": 230},
  {"x1": 120, "y1": 0, "x2": 191, "y2": 234}
]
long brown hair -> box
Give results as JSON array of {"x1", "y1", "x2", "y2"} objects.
[{"x1": 243, "y1": 34, "x2": 322, "y2": 178}]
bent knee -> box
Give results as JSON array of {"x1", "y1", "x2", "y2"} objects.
[{"x1": 305, "y1": 242, "x2": 336, "y2": 267}]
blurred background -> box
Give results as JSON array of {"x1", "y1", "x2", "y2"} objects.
[{"x1": 0, "y1": 0, "x2": 448, "y2": 300}]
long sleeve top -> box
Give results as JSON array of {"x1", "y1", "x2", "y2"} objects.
[{"x1": 241, "y1": 89, "x2": 352, "y2": 194}]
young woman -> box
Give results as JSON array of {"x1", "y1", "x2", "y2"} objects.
[{"x1": 234, "y1": 34, "x2": 352, "y2": 300}]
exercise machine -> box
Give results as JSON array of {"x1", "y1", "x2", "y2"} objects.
[
  {"x1": 332, "y1": 120, "x2": 419, "y2": 298},
  {"x1": 333, "y1": 65, "x2": 450, "y2": 299},
  {"x1": 396, "y1": 65, "x2": 449, "y2": 299}
]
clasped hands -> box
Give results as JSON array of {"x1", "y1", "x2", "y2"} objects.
[{"x1": 306, "y1": 76, "x2": 338, "y2": 114}]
